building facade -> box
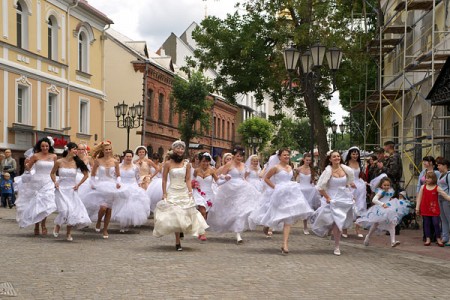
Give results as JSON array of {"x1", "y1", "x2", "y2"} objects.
[{"x1": 0, "y1": 0, "x2": 112, "y2": 162}]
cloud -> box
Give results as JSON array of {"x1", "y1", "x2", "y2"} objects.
[{"x1": 88, "y1": 0, "x2": 240, "y2": 50}]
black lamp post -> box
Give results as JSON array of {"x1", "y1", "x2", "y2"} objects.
[
  {"x1": 247, "y1": 137, "x2": 262, "y2": 154},
  {"x1": 114, "y1": 100, "x2": 144, "y2": 150},
  {"x1": 330, "y1": 122, "x2": 346, "y2": 150},
  {"x1": 283, "y1": 42, "x2": 343, "y2": 166}
]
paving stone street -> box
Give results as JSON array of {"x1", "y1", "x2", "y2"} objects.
[{"x1": 1, "y1": 208, "x2": 449, "y2": 299}]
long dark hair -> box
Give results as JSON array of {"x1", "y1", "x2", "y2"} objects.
[
  {"x1": 344, "y1": 148, "x2": 362, "y2": 172},
  {"x1": 300, "y1": 153, "x2": 316, "y2": 184},
  {"x1": 34, "y1": 137, "x2": 55, "y2": 153},
  {"x1": 63, "y1": 142, "x2": 88, "y2": 173},
  {"x1": 323, "y1": 150, "x2": 343, "y2": 171}
]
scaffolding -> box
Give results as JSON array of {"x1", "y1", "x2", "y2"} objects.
[{"x1": 351, "y1": 0, "x2": 450, "y2": 195}]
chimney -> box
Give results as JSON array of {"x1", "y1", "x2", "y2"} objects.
[{"x1": 159, "y1": 48, "x2": 165, "y2": 56}]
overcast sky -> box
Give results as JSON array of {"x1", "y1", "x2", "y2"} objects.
[
  {"x1": 88, "y1": 0, "x2": 347, "y2": 127},
  {"x1": 88, "y1": 0, "x2": 240, "y2": 50}
]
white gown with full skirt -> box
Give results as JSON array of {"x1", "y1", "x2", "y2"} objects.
[
  {"x1": 246, "y1": 169, "x2": 264, "y2": 193},
  {"x1": 54, "y1": 168, "x2": 91, "y2": 228},
  {"x1": 112, "y1": 165, "x2": 149, "y2": 227},
  {"x1": 249, "y1": 169, "x2": 314, "y2": 230},
  {"x1": 15, "y1": 160, "x2": 57, "y2": 228},
  {"x1": 147, "y1": 167, "x2": 164, "y2": 213},
  {"x1": 207, "y1": 167, "x2": 261, "y2": 233},
  {"x1": 352, "y1": 168, "x2": 367, "y2": 217},
  {"x1": 356, "y1": 188, "x2": 410, "y2": 231},
  {"x1": 311, "y1": 176, "x2": 354, "y2": 237},
  {"x1": 153, "y1": 162, "x2": 208, "y2": 237},
  {"x1": 297, "y1": 173, "x2": 321, "y2": 210}
]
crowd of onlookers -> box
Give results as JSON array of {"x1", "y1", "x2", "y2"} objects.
[{"x1": 0, "y1": 149, "x2": 17, "y2": 208}]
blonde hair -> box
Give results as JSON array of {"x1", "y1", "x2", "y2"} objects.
[
  {"x1": 92, "y1": 141, "x2": 112, "y2": 159},
  {"x1": 222, "y1": 153, "x2": 233, "y2": 165}
]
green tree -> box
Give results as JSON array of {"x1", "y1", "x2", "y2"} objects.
[
  {"x1": 192, "y1": 0, "x2": 378, "y2": 164},
  {"x1": 238, "y1": 117, "x2": 274, "y2": 152},
  {"x1": 171, "y1": 71, "x2": 212, "y2": 154},
  {"x1": 271, "y1": 117, "x2": 311, "y2": 153}
]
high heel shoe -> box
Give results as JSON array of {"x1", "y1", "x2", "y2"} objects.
[
  {"x1": 53, "y1": 228, "x2": 59, "y2": 238},
  {"x1": 281, "y1": 247, "x2": 289, "y2": 255},
  {"x1": 176, "y1": 244, "x2": 183, "y2": 251},
  {"x1": 66, "y1": 235, "x2": 73, "y2": 242}
]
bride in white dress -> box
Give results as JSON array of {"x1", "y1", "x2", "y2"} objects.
[
  {"x1": 192, "y1": 152, "x2": 219, "y2": 241},
  {"x1": 250, "y1": 149, "x2": 313, "y2": 254},
  {"x1": 310, "y1": 151, "x2": 355, "y2": 256},
  {"x1": 245, "y1": 155, "x2": 264, "y2": 193},
  {"x1": 112, "y1": 150, "x2": 149, "y2": 230},
  {"x1": 153, "y1": 140, "x2": 208, "y2": 251},
  {"x1": 296, "y1": 153, "x2": 321, "y2": 235},
  {"x1": 147, "y1": 153, "x2": 165, "y2": 214},
  {"x1": 50, "y1": 142, "x2": 91, "y2": 241},
  {"x1": 16, "y1": 137, "x2": 57, "y2": 235},
  {"x1": 207, "y1": 147, "x2": 261, "y2": 244}
]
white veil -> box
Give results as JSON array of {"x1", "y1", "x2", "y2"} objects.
[
  {"x1": 245, "y1": 154, "x2": 261, "y2": 172},
  {"x1": 133, "y1": 145, "x2": 148, "y2": 162},
  {"x1": 262, "y1": 151, "x2": 280, "y2": 176}
]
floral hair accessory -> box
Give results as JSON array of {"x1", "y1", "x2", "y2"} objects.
[
  {"x1": 63, "y1": 145, "x2": 68, "y2": 151},
  {"x1": 202, "y1": 152, "x2": 212, "y2": 159},
  {"x1": 47, "y1": 136, "x2": 55, "y2": 147}
]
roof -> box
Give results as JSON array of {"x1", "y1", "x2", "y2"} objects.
[{"x1": 78, "y1": 0, "x2": 113, "y2": 24}]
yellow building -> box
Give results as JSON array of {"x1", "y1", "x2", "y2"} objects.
[
  {"x1": 358, "y1": 0, "x2": 450, "y2": 196},
  {"x1": 0, "y1": 0, "x2": 112, "y2": 157}
]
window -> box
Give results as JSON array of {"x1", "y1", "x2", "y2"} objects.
[
  {"x1": 232, "y1": 123, "x2": 235, "y2": 141},
  {"x1": 147, "y1": 145, "x2": 153, "y2": 157},
  {"x1": 217, "y1": 118, "x2": 221, "y2": 138},
  {"x1": 158, "y1": 93, "x2": 164, "y2": 122},
  {"x1": 414, "y1": 114, "x2": 422, "y2": 176},
  {"x1": 158, "y1": 146, "x2": 164, "y2": 159},
  {"x1": 16, "y1": 1, "x2": 28, "y2": 49},
  {"x1": 146, "y1": 89, "x2": 153, "y2": 119},
  {"x1": 47, "y1": 93, "x2": 58, "y2": 128},
  {"x1": 222, "y1": 119, "x2": 225, "y2": 139},
  {"x1": 47, "y1": 16, "x2": 58, "y2": 60},
  {"x1": 227, "y1": 121, "x2": 230, "y2": 141},
  {"x1": 78, "y1": 31, "x2": 88, "y2": 72},
  {"x1": 213, "y1": 117, "x2": 216, "y2": 137},
  {"x1": 169, "y1": 99, "x2": 173, "y2": 125},
  {"x1": 79, "y1": 100, "x2": 89, "y2": 133},
  {"x1": 16, "y1": 85, "x2": 30, "y2": 124}
]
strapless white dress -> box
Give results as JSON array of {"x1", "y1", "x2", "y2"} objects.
[
  {"x1": 246, "y1": 169, "x2": 264, "y2": 193},
  {"x1": 80, "y1": 166, "x2": 125, "y2": 221},
  {"x1": 207, "y1": 168, "x2": 261, "y2": 233},
  {"x1": 297, "y1": 173, "x2": 321, "y2": 210},
  {"x1": 153, "y1": 162, "x2": 208, "y2": 237},
  {"x1": 16, "y1": 160, "x2": 57, "y2": 228},
  {"x1": 192, "y1": 175, "x2": 215, "y2": 212},
  {"x1": 112, "y1": 165, "x2": 149, "y2": 227},
  {"x1": 249, "y1": 169, "x2": 313, "y2": 230},
  {"x1": 54, "y1": 168, "x2": 91, "y2": 228},
  {"x1": 310, "y1": 176, "x2": 354, "y2": 237}
]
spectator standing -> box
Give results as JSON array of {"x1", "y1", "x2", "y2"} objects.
[
  {"x1": 1, "y1": 172, "x2": 14, "y2": 208},
  {"x1": 383, "y1": 141, "x2": 403, "y2": 195},
  {"x1": 1, "y1": 149, "x2": 17, "y2": 180}
]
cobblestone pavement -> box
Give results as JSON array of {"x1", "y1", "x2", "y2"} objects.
[{"x1": 1, "y1": 208, "x2": 449, "y2": 299}]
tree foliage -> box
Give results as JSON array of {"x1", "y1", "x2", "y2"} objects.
[
  {"x1": 171, "y1": 71, "x2": 212, "y2": 154},
  {"x1": 237, "y1": 117, "x2": 274, "y2": 150},
  {"x1": 192, "y1": 0, "x2": 379, "y2": 163},
  {"x1": 271, "y1": 117, "x2": 311, "y2": 153}
]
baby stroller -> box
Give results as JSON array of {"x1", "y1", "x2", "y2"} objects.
[{"x1": 398, "y1": 190, "x2": 420, "y2": 230}]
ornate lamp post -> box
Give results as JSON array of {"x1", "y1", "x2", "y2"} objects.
[
  {"x1": 114, "y1": 101, "x2": 144, "y2": 150},
  {"x1": 283, "y1": 42, "x2": 343, "y2": 165}
]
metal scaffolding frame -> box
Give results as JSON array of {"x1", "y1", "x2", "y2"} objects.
[{"x1": 352, "y1": 0, "x2": 450, "y2": 193}]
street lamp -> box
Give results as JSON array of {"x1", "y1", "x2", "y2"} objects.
[
  {"x1": 283, "y1": 42, "x2": 343, "y2": 166},
  {"x1": 330, "y1": 122, "x2": 346, "y2": 150},
  {"x1": 247, "y1": 136, "x2": 262, "y2": 154},
  {"x1": 114, "y1": 100, "x2": 144, "y2": 150}
]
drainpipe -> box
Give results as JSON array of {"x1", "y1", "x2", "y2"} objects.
[
  {"x1": 66, "y1": 0, "x2": 79, "y2": 139},
  {"x1": 101, "y1": 24, "x2": 110, "y2": 142},
  {"x1": 141, "y1": 60, "x2": 149, "y2": 146}
]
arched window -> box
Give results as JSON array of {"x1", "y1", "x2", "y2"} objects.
[
  {"x1": 78, "y1": 31, "x2": 88, "y2": 72},
  {"x1": 158, "y1": 93, "x2": 164, "y2": 122},
  {"x1": 47, "y1": 16, "x2": 58, "y2": 60},
  {"x1": 147, "y1": 89, "x2": 153, "y2": 119},
  {"x1": 16, "y1": 1, "x2": 29, "y2": 49},
  {"x1": 158, "y1": 146, "x2": 164, "y2": 159},
  {"x1": 147, "y1": 145, "x2": 153, "y2": 157}
]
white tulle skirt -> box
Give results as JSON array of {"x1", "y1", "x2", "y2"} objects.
[
  {"x1": 153, "y1": 201, "x2": 209, "y2": 237},
  {"x1": 356, "y1": 198, "x2": 410, "y2": 231},
  {"x1": 247, "y1": 177, "x2": 264, "y2": 193},
  {"x1": 147, "y1": 178, "x2": 163, "y2": 213},
  {"x1": 298, "y1": 183, "x2": 321, "y2": 211},
  {"x1": 353, "y1": 178, "x2": 367, "y2": 217},
  {"x1": 112, "y1": 182, "x2": 149, "y2": 227},
  {"x1": 15, "y1": 177, "x2": 57, "y2": 228},
  {"x1": 81, "y1": 180, "x2": 126, "y2": 221},
  {"x1": 310, "y1": 188, "x2": 354, "y2": 237},
  {"x1": 250, "y1": 182, "x2": 313, "y2": 230},
  {"x1": 54, "y1": 186, "x2": 91, "y2": 228},
  {"x1": 207, "y1": 179, "x2": 261, "y2": 233}
]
